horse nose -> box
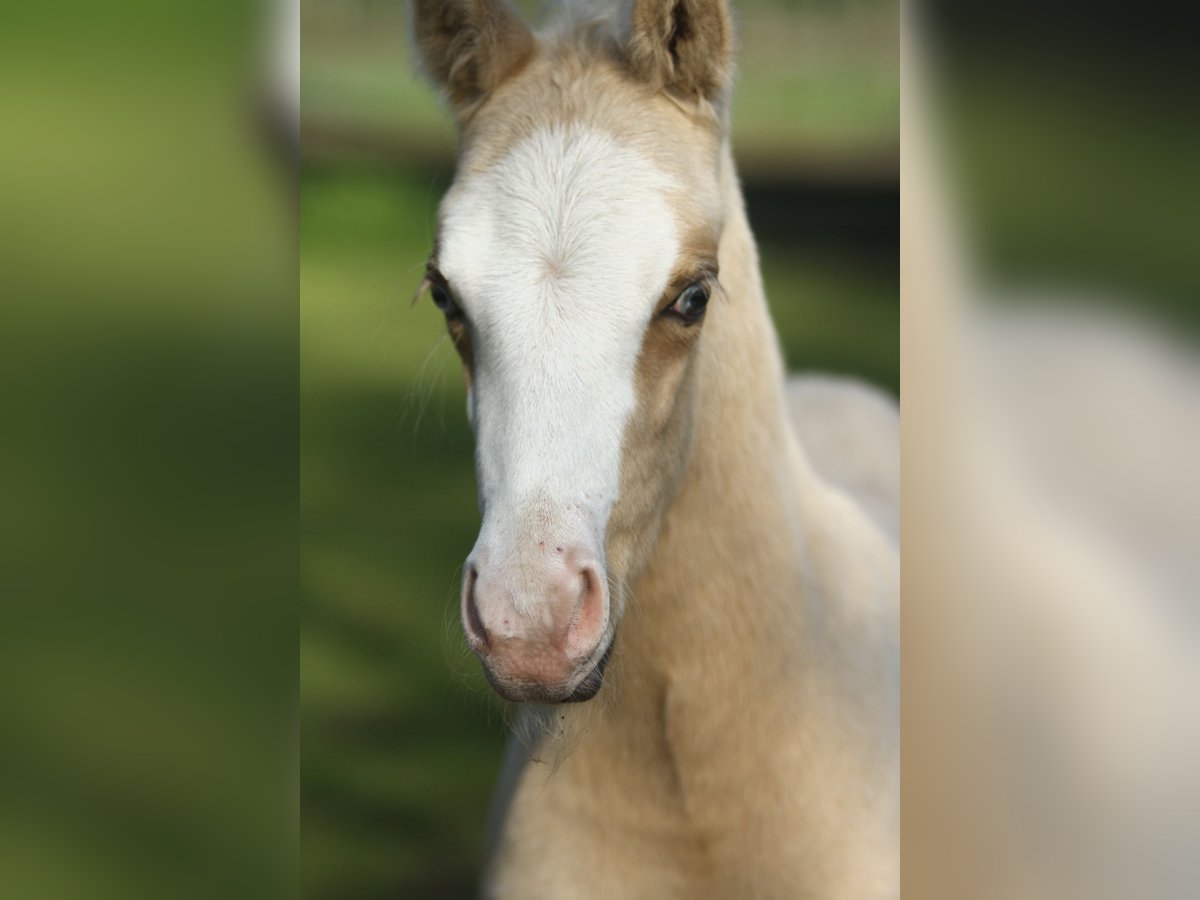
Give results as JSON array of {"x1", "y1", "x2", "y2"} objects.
[{"x1": 462, "y1": 545, "x2": 608, "y2": 698}]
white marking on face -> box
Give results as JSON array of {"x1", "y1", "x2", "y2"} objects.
[{"x1": 439, "y1": 124, "x2": 680, "y2": 574}]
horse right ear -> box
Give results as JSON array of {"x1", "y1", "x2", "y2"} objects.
[
  {"x1": 411, "y1": 0, "x2": 535, "y2": 116},
  {"x1": 623, "y1": 0, "x2": 734, "y2": 105}
]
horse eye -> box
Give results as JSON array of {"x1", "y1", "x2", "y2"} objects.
[
  {"x1": 429, "y1": 280, "x2": 459, "y2": 317},
  {"x1": 667, "y1": 282, "x2": 710, "y2": 323}
]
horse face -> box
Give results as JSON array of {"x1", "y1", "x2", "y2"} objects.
[
  {"x1": 430, "y1": 114, "x2": 721, "y2": 701},
  {"x1": 413, "y1": 1, "x2": 732, "y2": 703}
]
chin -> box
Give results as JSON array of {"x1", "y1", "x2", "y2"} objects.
[{"x1": 484, "y1": 640, "x2": 614, "y2": 704}]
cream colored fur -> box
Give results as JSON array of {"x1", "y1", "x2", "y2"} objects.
[
  {"x1": 787, "y1": 375, "x2": 900, "y2": 542},
  {"x1": 484, "y1": 146, "x2": 898, "y2": 898}
]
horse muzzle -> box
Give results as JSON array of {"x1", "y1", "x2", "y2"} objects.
[{"x1": 462, "y1": 542, "x2": 612, "y2": 703}]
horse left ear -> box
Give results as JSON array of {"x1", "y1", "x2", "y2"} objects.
[
  {"x1": 623, "y1": 0, "x2": 734, "y2": 104},
  {"x1": 411, "y1": 0, "x2": 536, "y2": 115}
]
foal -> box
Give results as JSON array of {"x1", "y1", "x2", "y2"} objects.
[{"x1": 411, "y1": 1, "x2": 898, "y2": 896}]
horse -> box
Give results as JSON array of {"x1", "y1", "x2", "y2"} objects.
[{"x1": 410, "y1": 1, "x2": 898, "y2": 896}]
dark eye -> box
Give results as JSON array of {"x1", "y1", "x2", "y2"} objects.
[
  {"x1": 429, "y1": 278, "x2": 460, "y2": 317},
  {"x1": 666, "y1": 282, "x2": 711, "y2": 323}
]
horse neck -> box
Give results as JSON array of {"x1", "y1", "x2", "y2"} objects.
[
  {"x1": 691, "y1": 145, "x2": 800, "y2": 492},
  {"x1": 599, "y1": 143, "x2": 818, "y2": 724}
]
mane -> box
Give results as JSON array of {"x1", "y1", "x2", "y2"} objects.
[
  {"x1": 535, "y1": 0, "x2": 731, "y2": 127},
  {"x1": 537, "y1": 0, "x2": 624, "y2": 60},
  {"x1": 542, "y1": 0, "x2": 623, "y2": 34}
]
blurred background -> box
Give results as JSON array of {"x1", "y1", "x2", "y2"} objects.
[
  {"x1": 906, "y1": 5, "x2": 1200, "y2": 899},
  {"x1": 1, "y1": 4, "x2": 295, "y2": 900},
  {"x1": 918, "y1": 1, "x2": 1198, "y2": 327},
  {"x1": 300, "y1": 1, "x2": 898, "y2": 897}
]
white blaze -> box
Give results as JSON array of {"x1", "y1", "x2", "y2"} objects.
[{"x1": 439, "y1": 124, "x2": 680, "y2": 569}]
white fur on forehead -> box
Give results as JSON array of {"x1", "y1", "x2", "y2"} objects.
[
  {"x1": 440, "y1": 123, "x2": 679, "y2": 309},
  {"x1": 439, "y1": 123, "x2": 680, "y2": 529}
]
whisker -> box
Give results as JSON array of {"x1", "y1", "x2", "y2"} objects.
[{"x1": 400, "y1": 334, "x2": 451, "y2": 441}]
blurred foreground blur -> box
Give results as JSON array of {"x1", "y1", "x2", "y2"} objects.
[
  {"x1": 904, "y1": 5, "x2": 1200, "y2": 898},
  {"x1": 0, "y1": 3, "x2": 295, "y2": 900}
]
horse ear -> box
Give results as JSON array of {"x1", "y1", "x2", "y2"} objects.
[
  {"x1": 624, "y1": 0, "x2": 734, "y2": 103},
  {"x1": 411, "y1": 0, "x2": 535, "y2": 114}
]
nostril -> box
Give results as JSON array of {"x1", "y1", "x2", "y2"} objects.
[
  {"x1": 463, "y1": 566, "x2": 489, "y2": 650},
  {"x1": 565, "y1": 564, "x2": 608, "y2": 659}
]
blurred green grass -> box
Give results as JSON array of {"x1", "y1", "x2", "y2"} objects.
[{"x1": 302, "y1": 165, "x2": 503, "y2": 900}]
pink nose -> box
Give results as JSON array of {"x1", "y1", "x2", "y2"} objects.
[{"x1": 462, "y1": 545, "x2": 609, "y2": 701}]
